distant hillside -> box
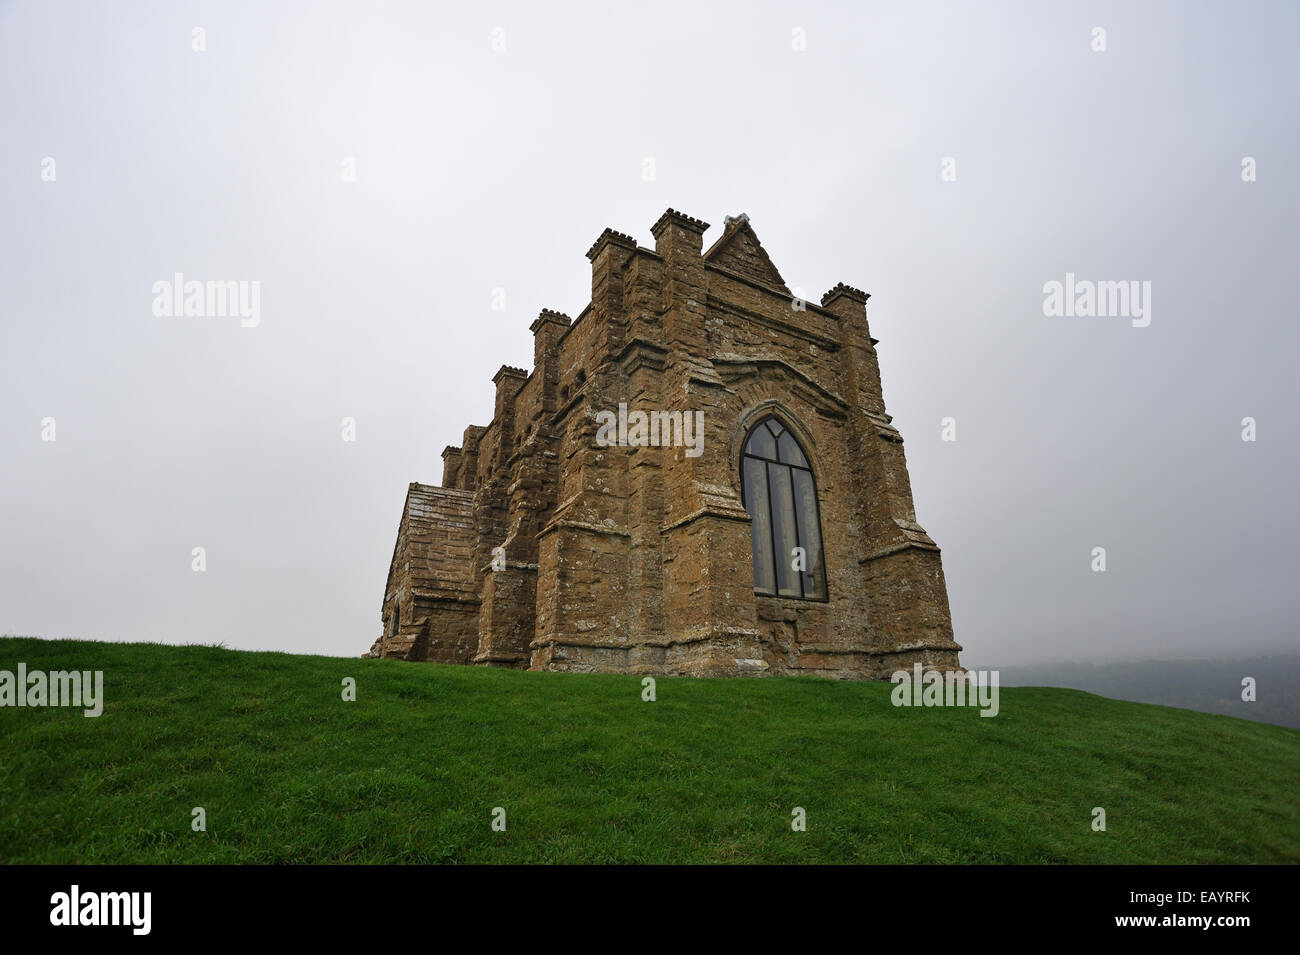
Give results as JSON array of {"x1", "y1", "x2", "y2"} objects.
[
  {"x1": 996, "y1": 656, "x2": 1300, "y2": 729},
  {"x1": 1, "y1": 637, "x2": 1297, "y2": 864}
]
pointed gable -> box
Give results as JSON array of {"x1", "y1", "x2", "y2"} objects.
[{"x1": 703, "y1": 214, "x2": 791, "y2": 294}]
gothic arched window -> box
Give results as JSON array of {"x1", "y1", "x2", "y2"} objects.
[{"x1": 740, "y1": 416, "x2": 827, "y2": 600}]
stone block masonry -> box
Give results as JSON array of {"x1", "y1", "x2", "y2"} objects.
[{"x1": 365, "y1": 209, "x2": 962, "y2": 679}]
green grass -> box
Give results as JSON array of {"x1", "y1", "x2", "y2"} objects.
[{"x1": 1, "y1": 636, "x2": 1297, "y2": 864}]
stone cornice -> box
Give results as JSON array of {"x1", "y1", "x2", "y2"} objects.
[
  {"x1": 704, "y1": 263, "x2": 827, "y2": 317},
  {"x1": 706, "y1": 294, "x2": 841, "y2": 353},
  {"x1": 410, "y1": 590, "x2": 482, "y2": 606},
  {"x1": 661, "y1": 503, "x2": 752, "y2": 534},
  {"x1": 859, "y1": 539, "x2": 941, "y2": 563},
  {"x1": 537, "y1": 517, "x2": 632, "y2": 540}
]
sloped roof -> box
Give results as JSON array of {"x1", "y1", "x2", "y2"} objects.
[
  {"x1": 383, "y1": 483, "x2": 478, "y2": 607},
  {"x1": 703, "y1": 215, "x2": 791, "y2": 293}
]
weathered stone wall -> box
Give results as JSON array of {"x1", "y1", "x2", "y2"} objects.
[
  {"x1": 372, "y1": 209, "x2": 962, "y2": 679},
  {"x1": 368, "y1": 484, "x2": 479, "y2": 661}
]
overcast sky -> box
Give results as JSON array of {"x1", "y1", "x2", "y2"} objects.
[{"x1": 2, "y1": 0, "x2": 1296, "y2": 666}]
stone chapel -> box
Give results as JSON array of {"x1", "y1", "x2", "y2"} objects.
[{"x1": 365, "y1": 209, "x2": 962, "y2": 679}]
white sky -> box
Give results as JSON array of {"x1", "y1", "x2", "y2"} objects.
[{"x1": 2, "y1": 0, "x2": 1296, "y2": 666}]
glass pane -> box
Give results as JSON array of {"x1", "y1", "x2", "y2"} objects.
[
  {"x1": 793, "y1": 469, "x2": 826, "y2": 598},
  {"x1": 767, "y1": 419, "x2": 784, "y2": 437},
  {"x1": 768, "y1": 463, "x2": 800, "y2": 597},
  {"x1": 777, "y1": 431, "x2": 808, "y2": 467},
  {"x1": 745, "y1": 425, "x2": 776, "y2": 459},
  {"x1": 743, "y1": 457, "x2": 776, "y2": 592}
]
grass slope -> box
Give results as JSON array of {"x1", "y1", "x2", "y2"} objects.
[{"x1": 1, "y1": 637, "x2": 1297, "y2": 864}]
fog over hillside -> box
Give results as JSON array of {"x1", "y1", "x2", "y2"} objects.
[{"x1": 996, "y1": 655, "x2": 1300, "y2": 729}]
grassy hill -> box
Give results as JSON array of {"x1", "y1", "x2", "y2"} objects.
[{"x1": 1, "y1": 636, "x2": 1297, "y2": 864}]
